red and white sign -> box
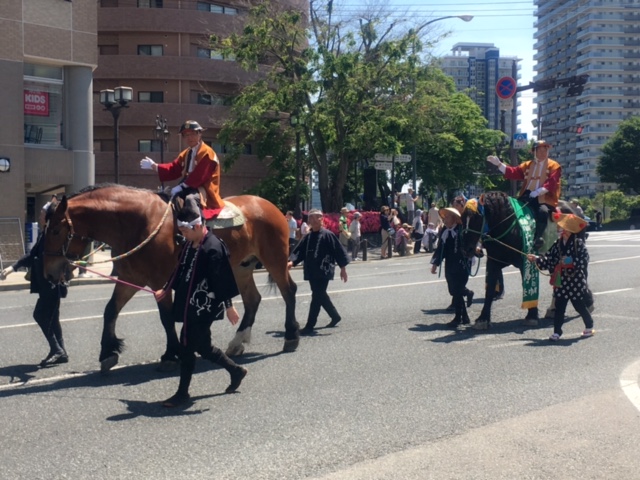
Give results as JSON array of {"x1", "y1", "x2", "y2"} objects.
[{"x1": 24, "y1": 90, "x2": 49, "y2": 116}]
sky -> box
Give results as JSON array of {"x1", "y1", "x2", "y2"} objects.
[{"x1": 333, "y1": 0, "x2": 538, "y2": 138}]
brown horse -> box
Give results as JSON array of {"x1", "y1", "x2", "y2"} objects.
[{"x1": 42, "y1": 184, "x2": 299, "y2": 372}]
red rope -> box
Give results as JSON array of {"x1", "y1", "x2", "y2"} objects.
[{"x1": 70, "y1": 262, "x2": 155, "y2": 294}]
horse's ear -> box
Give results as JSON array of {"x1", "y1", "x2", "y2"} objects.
[
  {"x1": 479, "y1": 194, "x2": 485, "y2": 206},
  {"x1": 56, "y1": 196, "x2": 68, "y2": 214}
]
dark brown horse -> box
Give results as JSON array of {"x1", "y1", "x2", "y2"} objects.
[
  {"x1": 42, "y1": 184, "x2": 299, "y2": 372},
  {"x1": 460, "y1": 192, "x2": 589, "y2": 329}
]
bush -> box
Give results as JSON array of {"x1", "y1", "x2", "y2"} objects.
[{"x1": 321, "y1": 211, "x2": 381, "y2": 235}]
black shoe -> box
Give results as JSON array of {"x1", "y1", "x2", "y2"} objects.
[
  {"x1": 300, "y1": 326, "x2": 315, "y2": 336},
  {"x1": 327, "y1": 317, "x2": 341, "y2": 328},
  {"x1": 446, "y1": 318, "x2": 461, "y2": 329},
  {"x1": 226, "y1": 366, "x2": 248, "y2": 394},
  {"x1": 461, "y1": 316, "x2": 470, "y2": 325},
  {"x1": 466, "y1": 290, "x2": 474, "y2": 308},
  {"x1": 493, "y1": 292, "x2": 504, "y2": 301},
  {"x1": 162, "y1": 392, "x2": 191, "y2": 408},
  {"x1": 533, "y1": 237, "x2": 544, "y2": 250},
  {"x1": 40, "y1": 351, "x2": 69, "y2": 367}
]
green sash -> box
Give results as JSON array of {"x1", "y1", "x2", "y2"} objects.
[{"x1": 508, "y1": 197, "x2": 539, "y2": 309}]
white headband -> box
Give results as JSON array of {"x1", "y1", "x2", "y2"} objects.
[{"x1": 177, "y1": 217, "x2": 202, "y2": 228}]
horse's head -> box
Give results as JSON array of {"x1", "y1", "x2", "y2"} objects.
[
  {"x1": 460, "y1": 197, "x2": 484, "y2": 258},
  {"x1": 42, "y1": 196, "x2": 90, "y2": 284}
]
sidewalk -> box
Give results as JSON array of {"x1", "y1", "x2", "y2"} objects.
[
  {"x1": 0, "y1": 240, "x2": 433, "y2": 292},
  {"x1": 0, "y1": 249, "x2": 116, "y2": 292}
]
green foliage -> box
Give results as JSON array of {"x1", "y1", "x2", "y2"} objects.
[
  {"x1": 217, "y1": 1, "x2": 505, "y2": 213},
  {"x1": 597, "y1": 115, "x2": 640, "y2": 193}
]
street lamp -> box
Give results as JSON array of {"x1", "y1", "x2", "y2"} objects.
[
  {"x1": 154, "y1": 115, "x2": 170, "y2": 190},
  {"x1": 99, "y1": 86, "x2": 133, "y2": 184},
  {"x1": 411, "y1": 15, "x2": 473, "y2": 191},
  {"x1": 290, "y1": 113, "x2": 302, "y2": 219}
]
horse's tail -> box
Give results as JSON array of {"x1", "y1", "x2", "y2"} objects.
[{"x1": 266, "y1": 273, "x2": 278, "y2": 294}]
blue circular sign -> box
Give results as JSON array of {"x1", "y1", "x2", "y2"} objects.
[{"x1": 496, "y1": 77, "x2": 517, "y2": 99}]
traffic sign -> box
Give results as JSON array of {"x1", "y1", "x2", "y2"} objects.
[
  {"x1": 374, "y1": 153, "x2": 393, "y2": 162},
  {"x1": 395, "y1": 154, "x2": 412, "y2": 163},
  {"x1": 374, "y1": 162, "x2": 392, "y2": 170},
  {"x1": 499, "y1": 98, "x2": 513, "y2": 110},
  {"x1": 513, "y1": 133, "x2": 528, "y2": 150},
  {"x1": 496, "y1": 76, "x2": 517, "y2": 100}
]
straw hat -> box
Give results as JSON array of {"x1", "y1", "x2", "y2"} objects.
[
  {"x1": 439, "y1": 207, "x2": 462, "y2": 224},
  {"x1": 553, "y1": 212, "x2": 587, "y2": 233},
  {"x1": 532, "y1": 139, "x2": 551, "y2": 150}
]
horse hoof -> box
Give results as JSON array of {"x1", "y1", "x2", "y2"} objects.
[
  {"x1": 100, "y1": 354, "x2": 119, "y2": 374},
  {"x1": 522, "y1": 318, "x2": 539, "y2": 326},
  {"x1": 587, "y1": 305, "x2": 595, "y2": 314},
  {"x1": 545, "y1": 309, "x2": 555, "y2": 319},
  {"x1": 472, "y1": 321, "x2": 489, "y2": 330},
  {"x1": 283, "y1": 338, "x2": 299, "y2": 353},
  {"x1": 157, "y1": 360, "x2": 179, "y2": 373},
  {"x1": 225, "y1": 344, "x2": 245, "y2": 357}
]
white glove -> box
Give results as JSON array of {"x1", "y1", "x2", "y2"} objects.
[
  {"x1": 487, "y1": 155, "x2": 507, "y2": 173},
  {"x1": 530, "y1": 187, "x2": 548, "y2": 198},
  {"x1": 0, "y1": 266, "x2": 14, "y2": 280},
  {"x1": 170, "y1": 183, "x2": 185, "y2": 197},
  {"x1": 140, "y1": 156, "x2": 157, "y2": 170},
  {"x1": 486, "y1": 155, "x2": 501, "y2": 166}
]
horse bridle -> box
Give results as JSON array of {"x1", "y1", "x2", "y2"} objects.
[{"x1": 44, "y1": 211, "x2": 93, "y2": 261}]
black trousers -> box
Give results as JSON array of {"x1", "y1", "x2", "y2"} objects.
[
  {"x1": 445, "y1": 264, "x2": 469, "y2": 321},
  {"x1": 553, "y1": 296, "x2": 594, "y2": 337},
  {"x1": 306, "y1": 278, "x2": 340, "y2": 328},
  {"x1": 175, "y1": 318, "x2": 239, "y2": 396},
  {"x1": 33, "y1": 285, "x2": 64, "y2": 353}
]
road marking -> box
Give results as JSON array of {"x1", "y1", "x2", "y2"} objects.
[
  {"x1": 593, "y1": 288, "x2": 632, "y2": 295},
  {"x1": 620, "y1": 359, "x2": 640, "y2": 413},
  {"x1": 0, "y1": 360, "x2": 157, "y2": 392},
  {"x1": 0, "y1": 309, "x2": 159, "y2": 330}
]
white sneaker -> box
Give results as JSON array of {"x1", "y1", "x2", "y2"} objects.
[
  {"x1": 581, "y1": 328, "x2": 595, "y2": 338},
  {"x1": 549, "y1": 333, "x2": 561, "y2": 341}
]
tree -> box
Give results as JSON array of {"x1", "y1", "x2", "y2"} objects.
[
  {"x1": 217, "y1": 1, "x2": 501, "y2": 212},
  {"x1": 598, "y1": 115, "x2": 640, "y2": 193}
]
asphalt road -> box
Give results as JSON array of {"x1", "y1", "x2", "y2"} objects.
[{"x1": 1, "y1": 230, "x2": 640, "y2": 479}]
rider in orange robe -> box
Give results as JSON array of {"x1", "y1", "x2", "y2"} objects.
[{"x1": 140, "y1": 120, "x2": 224, "y2": 219}]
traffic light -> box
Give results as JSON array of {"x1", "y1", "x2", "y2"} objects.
[
  {"x1": 567, "y1": 125, "x2": 584, "y2": 134},
  {"x1": 576, "y1": 126, "x2": 583, "y2": 134}
]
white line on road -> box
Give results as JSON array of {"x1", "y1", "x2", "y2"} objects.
[{"x1": 620, "y1": 360, "x2": 640, "y2": 413}]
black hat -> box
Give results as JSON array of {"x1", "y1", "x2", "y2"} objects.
[
  {"x1": 179, "y1": 120, "x2": 204, "y2": 133},
  {"x1": 177, "y1": 194, "x2": 202, "y2": 223}
]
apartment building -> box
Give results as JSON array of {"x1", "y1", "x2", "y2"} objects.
[
  {"x1": 0, "y1": 0, "x2": 97, "y2": 262},
  {"x1": 440, "y1": 43, "x2": 522, "y2": 138},
  {"x1": 533, "y1": 0, "x2": 640, "y2": 197},
  {"x1": 94, "y1": 0, "x2": 306, "y2": 194}
]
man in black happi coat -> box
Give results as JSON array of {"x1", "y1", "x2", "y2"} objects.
[
  {"x1": 288, "y1": 208, "x2": 350, "y2": 335},
  {"x1": 155, "y1": 194, "x2": 247, "y2": 407}
]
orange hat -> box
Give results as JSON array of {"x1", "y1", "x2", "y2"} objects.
[{"x1": 553, "y1": 212, "x2": 587, "y2": 233}]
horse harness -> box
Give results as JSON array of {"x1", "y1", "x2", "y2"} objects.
[{"x1": 44, "y1": 202, "x2": 173, "y2": 264}]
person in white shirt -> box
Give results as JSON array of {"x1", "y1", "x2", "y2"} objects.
[
  {"x1": 285, "y1": 211, "x2": 298, "y2": 249},
  {"x1": 348, "y1": 212, "x2": 362, "y2": 260}
]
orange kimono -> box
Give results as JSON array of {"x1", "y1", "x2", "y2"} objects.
[{"x1": 157, "y1": 143, "x2": 225, "y2": 218}]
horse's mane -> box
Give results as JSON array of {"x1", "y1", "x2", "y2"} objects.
[{"x1": 482, "y1": 191, "x2": 512, "y2": 222}]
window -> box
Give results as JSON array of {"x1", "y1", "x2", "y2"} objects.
[
  {"x1": 196, "y1": 47, "x2": 224, "y2": 60},
  {"x1": 138, "y1": 91, "x2": 164, "y2": 103},
  {"x1": 139, "y1": 140, "x2": 163, "y2": 152},
  {"x1": 197, "y1": 92, "x2": 230, "y2": 105},
  {"x1": 24, "y1": 64, "x2": 64, "y2": 147},
  {"x1": 138, "y1": 45, "x2": 163, "y2": 56},
  {"x1": 138, "y1": 0, "x2": 163, "y2": 6},
  {"x1": 197, "y1": 2, "x2": 238, "y2": 15}
]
